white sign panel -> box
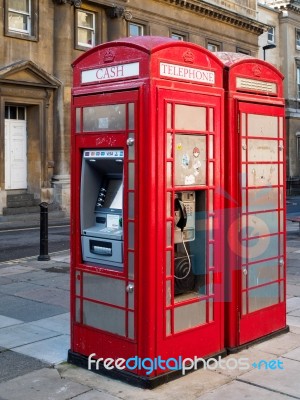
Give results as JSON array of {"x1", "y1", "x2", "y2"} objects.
[
  {"x1": 236, "y1": 77, "x2": 277, "y2": 94},
  {"x1": 160, "y1": 62, "x2": 215, "y2": 84},
  {"x1": 81, "y1": 62, "x2": 139, "y2": 84}
]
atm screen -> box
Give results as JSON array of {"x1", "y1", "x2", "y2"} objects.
[{"x1": 102, "y1": 179, "x2": 123, "y2": 210}]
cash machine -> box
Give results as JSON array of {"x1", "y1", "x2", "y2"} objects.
[
  {"x1": 69, "y1": 37, "x2": 225, "y2": 387},
  {"x1": 81, "y1": 149, "x2": 124, "y2": 268}
]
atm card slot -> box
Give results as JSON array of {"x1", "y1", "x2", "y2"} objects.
[{"x1": 90, "y1": 240, "x2": 112, "y2": 256}]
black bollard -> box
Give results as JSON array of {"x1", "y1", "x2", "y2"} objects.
[{"x1": 37, "y1": 202, "x2": 50, "y2": 261}]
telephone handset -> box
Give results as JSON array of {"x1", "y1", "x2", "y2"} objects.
[
  {"x1": 175, "y1": 197, "x2": 187, "y2": 231},
  {"x1": 174, "y1": 191, "x2": 195, "y2": 289}
]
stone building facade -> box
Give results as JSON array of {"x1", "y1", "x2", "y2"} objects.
[
  {"x1": 0, "y1": 0, "x2": 266, "y2": 215},
  {"x1": 258, "y1": 0, "x2": 300, "y2": 190}
]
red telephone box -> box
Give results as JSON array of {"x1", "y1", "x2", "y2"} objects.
[
  {"x1": 215, "y1": 52, "x2": 288, "y2": 351},
  {"x1": 69, "y1": 37, "x2": 225, "y2": 386}
]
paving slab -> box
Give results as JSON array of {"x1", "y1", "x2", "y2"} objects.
[
  {"x1": 0, "y1": 294, "x2": 67, "y2": 322},
  {"x1": 0, "y1": 323, "x2": 60, "y2": 349},
  {"x1": 287, "y1": 315, "x2": 300, "y2": 328},
  {"x1": 14, "y1": 334, "x2": 69, "y2": 365},
  {"x1": 7, "y1": 286, "x2": 69, "y2": 308},
  {"x1": 57, "y1": 363, "x2": 231, "y2": 400},
  {"x1": 30, "y1": 313, "x2": 70, "y2": 335},
  {"x1": 252, "y1": 331, "x2": 300, "y2": 356},
  {"x1": 0, "y1": 350, "x2": 49, "y2": 383},
  {"x1": 0, "y1": 315, "x2": 23, "y2": 328},
  {"x1": 282, "y1": 347, "x2": 300, "y2": 362},
  {"x1": 213, "y1": 347, "x2": 277, "y2": 378},
  {"x1": 287, "y1": 285, "x2": 300, "y2": 297},
  {"x1": 31, "y1": 275, "x2": 69, "y2": 290},
  {"x1": 0, "y1": 265, "x2": 36, "y2": 276},
  {"x1": 289, "y1": 308, "x2": 300, "y2": 317},
  {"x1": 70, "y1": 389, "x2": 121, "y2": 400},
  {"x1": 0, "y1": 281, "x2": 43, "y2": 296},
  {"x1": 196, "y1": 380, "x2": 292, "y2": 400},
  {"x1": 288, "y1": 325, "x2": 300, "y2": 334},
  {"x1": 1, "y1": 269, "x2": 64, "y2": 283},
  {"x1": 0, "y1": 368, "x2": 90, "y2": 400},
  {"x1": 0, "y1": 276, "x2": 14, "y2": 285},
  {"x1": 287, "y1": 297, "x2": 300, "y2": 312},
  {"x1": 50, "y1": 253, "x2": 70, "y2": 263},
  {"x1": 238, "y1": 357, "x2": 300, "y2": 399}
]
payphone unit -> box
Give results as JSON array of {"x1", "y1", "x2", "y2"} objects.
[{"x1": 80, "y1": 149, "x2": 124, "y2": 269}]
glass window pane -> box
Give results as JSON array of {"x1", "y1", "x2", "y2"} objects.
[
  {"x1": 247, "y1": 235, "x2": 279, "y2": 263},
  {"x1": 76, "y1": 108, "x2": 81, "y2": 132},
  {"x1": 128, "y1": 192, "x2": 135, "y2": 219},
  {"x1": 166, "y1": 133, "x2": 173, "y2": 159},
  {"x1": 248, "y1": 283, "x2": 279, "y2": 313},
  {"x1": 248, "y1": 260, "x2": 279, "y2": 288},
  {"x1": 83, "y1": 104, "x2": 126, "y2": 132},
  {"x1": 128, "y1": 311, "x2": 134, "y2": 339},
  {"x1": 248, "y1": 114, "x2": 278, "y2": 138},
  {"x1": 78, "y1": 28, "x2": 94, "y2": 47},
  {"x1": 9, "y1": 0, "x2": 29, "y2": 13},
  {"x1": 248, "y1": 188, "x2": 278, "y2": 212},
  {"x1": 8, "y1": 12, "x2": 28, "y2": 31},
  {"x1": 83, "y1": 273, "x2": 125, "y2": 307},
  {"x1": 17, "y1": 107, "x2": 25, "y2": 120},
  {"x1": 129, "y1": 23, "x2": 143, "y2": 37},
  {"x1": 167, "y1": 103, "x2": 172, "y2": 130},
  {"x1": 83, "y1": 300, "x2": 125, "y2": 336},
  {"x1": 175, "y1": 104, "x2": 206, "y2": 131},
  {"x1": 166, "y1": 280, "x2": 171, "y2": 306},
  {"x1": 297, "y1": 30, "x2": 300, "y2": 48},
  {"x1": 174, "y1": 301, "x2": 206, "y2": 332},
  {"x1": 174, "y1": 134, "x2": 206, "y2": 186},
  {"x1": 128, "y1": 251, "x2": 134, "y2": 279},
  {"x1": 128, "y1": 103, "x2": 135, "y2": 130},
  {"x1": 248, "y1": 212, "x2": 279, "y2": 236},
  {"x1": 166, "y1": 310, "x2": 171, "y2": 335},
  {"x1": 128, "y1": 222, "x2": 135, "y2": 249},
  {"x1": 128, "y1": 163, "x2": 135, "y2": 190},
  {"x1": 166, "y1": 250, "x2": 172, "y2": 276},
  {"x1": 171, "y1": 33, "x2": 184, "y2": 41},
  {"x1": 78, "y1": 11, "x2": 93, "y2": 28},
  {"x1": 10, "y1": 106, "x2": 17, "y2": 119},
  {"x1": 248, "y1": 139, "x2": 278, "y2": 162},
  {"x1": 247, "y1": 164, "x2": 278, "y2": 187}
]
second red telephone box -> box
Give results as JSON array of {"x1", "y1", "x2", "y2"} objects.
[
  {"x1": 69, "y1": 37, "x2": 225, "y2": 386},
  {"x1": 216, "y1": 52, "x2": 288, "y2": 351}
]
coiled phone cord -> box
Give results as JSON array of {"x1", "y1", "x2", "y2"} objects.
[{"x1": 174, "y1": 230, "x2": 192, "y2": 280}]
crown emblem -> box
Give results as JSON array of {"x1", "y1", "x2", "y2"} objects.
[
  {"x1": 252, "y1": 65, "x2": 262, "y2": 77},
  {"x1": 104, "y1": 49, "x2": 116, "y2": 63},
  {"x1": 183, "y1": 50, "x2": 195, "y2": 64}
]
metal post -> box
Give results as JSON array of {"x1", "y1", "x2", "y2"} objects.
[{"x1": 37, "y1": 202, "x2": 50, "y2": 261}]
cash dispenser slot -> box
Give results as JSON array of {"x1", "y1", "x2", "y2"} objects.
[{"x1": 90, "y1": 240, "x2": 112, "y2": 256}]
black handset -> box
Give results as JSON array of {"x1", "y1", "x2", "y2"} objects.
[{"x1": 175, "y1": 197, "x2": 187, "y2": 231}]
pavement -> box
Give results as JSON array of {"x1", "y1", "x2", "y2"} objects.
[{"x1": 0, "y1": 204, "x2": 300, "y2": 399}]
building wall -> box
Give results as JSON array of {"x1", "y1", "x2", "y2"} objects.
[
  {"x1": 0, "y1": 0, "x2": 266, "y2": 214},
  {"x1": 258, "y1": 1, "x2": 300, "y2": 179}
]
